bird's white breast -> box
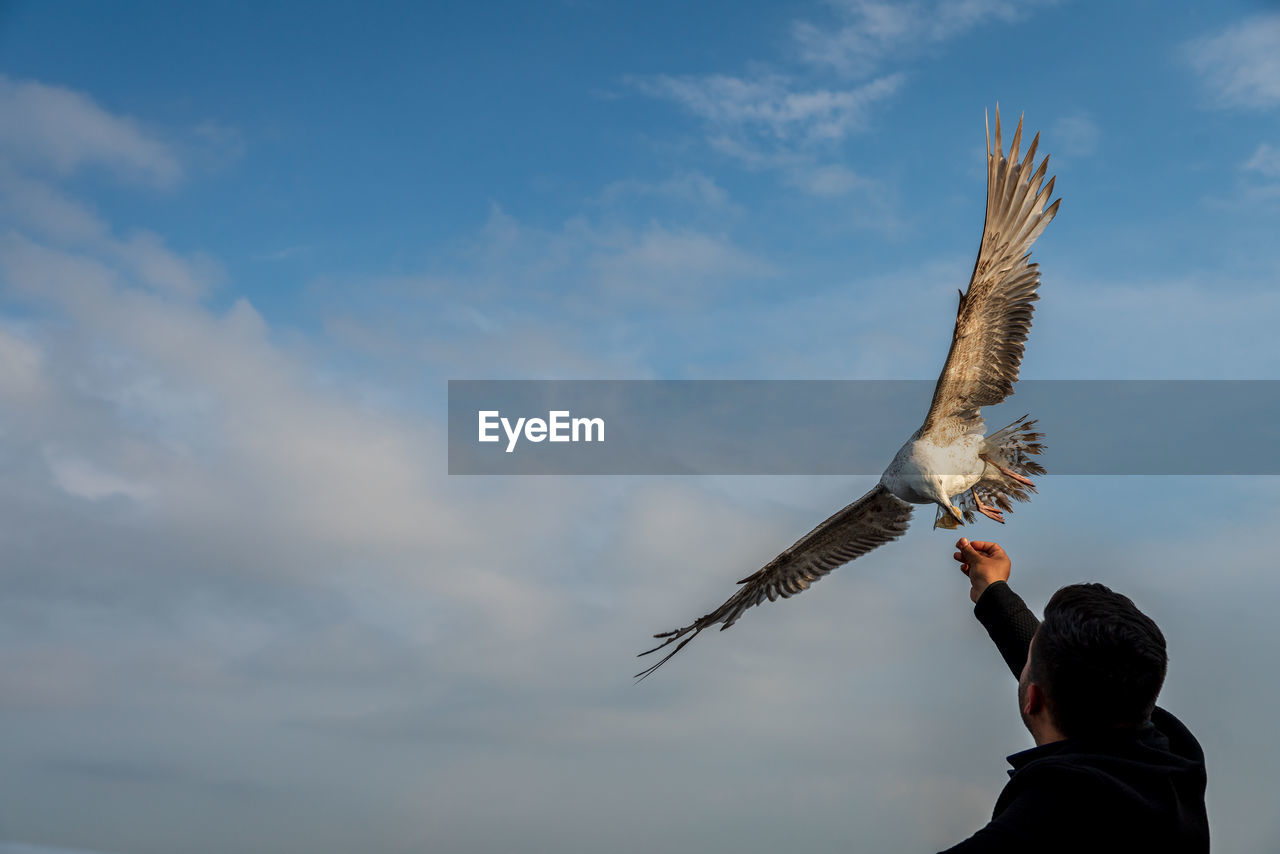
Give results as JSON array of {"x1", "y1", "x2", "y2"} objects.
[{"x1": 880, "y1": 433, "x2": 986, "y2": 504}]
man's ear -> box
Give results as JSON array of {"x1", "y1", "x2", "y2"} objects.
[{"x1": 1022, "y1": 682, "x2": 1046, "y2": 717}]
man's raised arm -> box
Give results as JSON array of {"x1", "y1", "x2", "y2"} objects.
[{"x1": 954, "y1": 538, "x2": 1041, "y2": 679}]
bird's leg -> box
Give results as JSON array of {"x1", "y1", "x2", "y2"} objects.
[
  {"x1": 993, "y1": 463, "x2": 1034, "y2": 487},
  {"x1": 971, "y1": 488, "x2": 1005, "y2": 523}
]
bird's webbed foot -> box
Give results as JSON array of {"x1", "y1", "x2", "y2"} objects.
[{"x1": 971, "y1": 488, "x2": 1005, "y2": 523}]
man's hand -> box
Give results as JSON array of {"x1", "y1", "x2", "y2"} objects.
[{"x1": 954, "y1": 538, "x2": 1012, "y2": 604}]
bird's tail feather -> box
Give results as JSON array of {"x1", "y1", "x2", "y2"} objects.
[
  {"x1": 937, "y1": 415, "x2": 1045, "y2": 526},
  {"x1": 982, "y1": 414, "x2": 1045, "y2": 480}
]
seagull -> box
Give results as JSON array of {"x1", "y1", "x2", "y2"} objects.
[{"x1": 637, "y1": 109, "x2": 1059, "y2": 679}]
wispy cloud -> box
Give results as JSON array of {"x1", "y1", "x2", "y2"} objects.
[
  {"x1": 589, "y1": 223, "x2": 770, "y2": 295},
  {"x1": 598, "y1": 172, "x2": 733, "y2": 210},
  {"x1": 1226, "y1": 141, "x2": 1280, "y2": 205},
  {"x1": 792, "y1": 0, "x2": 1055, "y2": 78},
  {"x1": 1185, "y1": 12, "x2": 1280, "y2": 110},
  {"x1": 0, "y1": 168, "x2": 220, "y2": 299},
  {"x1": 632, "y1": 0, "x2": 1056, "y2": 197},
  {"x1": 1244, "y1": 143, "x2": 1280, "y2": 179},
  {"x1": 1051, "y1": 112, "x2": 1100, "y2": 157},
  {"x1": 253, "y1": 244, "x2": 315, "y2": 262},
  {"x1": 0, "y1": 80, "x2": 218, "y2": 300},
  {"x1": 784, "y1": 162, "x2": 868, "y2": 196},
  {"x1": 634, "y1": 72, "x2": 903, "y2": 145},
  {"x1": 0, "y1": 75, "x2": 182, "y2": 187},
  {"x1": 314, "y1": 202, "x2": 777, "y2": 380},
  {"x1": 633, "y1": 72, "x2": 902, "y2": 197}
]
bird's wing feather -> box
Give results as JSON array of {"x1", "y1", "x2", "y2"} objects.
[
  {"x1": 636, "y1": 484, "x2": 913, "y2": 679},
  {"x1": 920, "y1": 108, "x2": 1060, "y2": 442}
]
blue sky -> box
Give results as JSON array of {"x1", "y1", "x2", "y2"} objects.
[{"x1": 1, "y1": 1, "x2": 1279, "y2": 852}]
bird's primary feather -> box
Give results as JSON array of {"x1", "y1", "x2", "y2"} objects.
[
  {"x1": 635, "y1": 484, "x2": 912, "y2": 680},
  {"x1": 920, "y1": 108, "x2": 1060, "y2": 443}
]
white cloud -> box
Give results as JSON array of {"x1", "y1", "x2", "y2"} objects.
[
  {"x1": 188, "y1": 118, "x2": 246, "y2": 171},
  {"x1": 0, "y1": 167, "x2": 108, "y2": 243},
  {"x1": 0, "y1": 325, "x2": 46, "y2": 401},
  {"x1": 0, "y1": 233, "x2": 445, "y2": 547},
  {"x1": 590, "y1": 224, "x2": 772, "y2": 294},
  {"x1": 0, "y1": 75, "x2": 182, "y2": 186},
  {"x1": 0, "y1": 170, "x2": 220, "y2": 299},
  {"x1": 598, "y1": 172, "x2": 733, "y2": 210},
  {"x1": 636, "y1": 72, "x2": 904, "y2": 144},
  {"x1": 1051, "y1": 112, "x2": 1100, "y2": 157},
  {"x1": 785, "y1": 162, "x2": 867, "y2": 196},
  {"x1": 632, "y1": 1, "x2": 1057, "y2": 197},
  {"x1": 45, "y1": 453, "x2": 155, "y2": 502},
  {"x1": 0, "y1": 75, "x2": 218, "y2": 300},
  {"x1": 116, "y1": 229, "x2": 220, "y2": 300},
  {"x1": 633, "y1": 72, "x2": 902, "y2": 197},
  {"x1": 254, "y1": 244, "x2": 314, "y2": 261},
  {"x1": 1244, "y1": 143, "x2": 1280, "y2": 179},
  {"x1": 1022, "y1": 273, "x2": 1280, "y2": 378},
  {"x1": 792, "y1": 0, "x2": 1054, "y2": 77},
  {"x1": 1185, "y1": 13, "x2": 1280, "y2": 110},
  {"x1": 446, "y1": 205, "x2": 773, "y2": 313},
  {"x1": 314, "y1": 202, "x2": 780, "y2": 382}
]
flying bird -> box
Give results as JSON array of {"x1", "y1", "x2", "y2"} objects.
[{"x1": 637, "y1": 109, "x2": 1059, "y2": 679}]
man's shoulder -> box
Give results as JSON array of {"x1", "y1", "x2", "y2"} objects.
[
  {"x1": 1006, "y1": 718, "x2": 1206, "y2": 789},
  {"x1": 994, "y1": 725, "x2": 1209, "y2": 850},
  {"x1": 1150, "y1": 706, "x2": 1206, "y2": 766},
  {"x1": 999, "y1": 753, "x2": 1113, "y2": 803}
]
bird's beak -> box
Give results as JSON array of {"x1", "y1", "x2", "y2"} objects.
[{"x1": 933, "y1": 503, "x2": 966, "y2": 530}]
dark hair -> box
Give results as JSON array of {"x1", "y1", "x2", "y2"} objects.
[{"x1": 1028, "y1": 583, "x2": 1167, "y2": 737}]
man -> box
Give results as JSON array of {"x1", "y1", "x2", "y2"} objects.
[{"x1": 940, "y1": 537, "x2": 1209, "y2": 852}]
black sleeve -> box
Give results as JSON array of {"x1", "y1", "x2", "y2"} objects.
[{"x1": 972, "y1": 580, "x2": 1041, "y2": 679}]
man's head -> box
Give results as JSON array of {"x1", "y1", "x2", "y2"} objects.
[{"x1": 1018, "y1": 583, "x2": 1168, "y2": 742}]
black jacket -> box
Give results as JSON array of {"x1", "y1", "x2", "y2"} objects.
[{"x1": 939, "y1": 581, "x2": 1209, "y2": 852}]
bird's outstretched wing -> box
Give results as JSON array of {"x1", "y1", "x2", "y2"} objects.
[
  {"x1": 920, "y1": 108, "x2": 1060, "y2": 442},
  {"x1": 636, "y1": 485, "x2": 912, "y2": 679}
]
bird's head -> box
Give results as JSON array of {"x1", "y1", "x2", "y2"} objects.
[
  {"x1": 933, "y1": 501, "x2": 966, "y2": 530},
  {"x1": 928, "y1": 479, "x2": 966, "y2": 529}
]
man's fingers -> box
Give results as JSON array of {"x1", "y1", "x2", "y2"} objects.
[{"x1": 968, "y1": 540, "x2": 1004, "y2": 557}]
